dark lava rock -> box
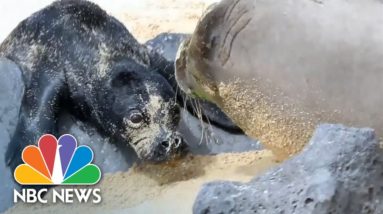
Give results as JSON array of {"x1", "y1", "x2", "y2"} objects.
[
  {"x1": 194, "y1": 124, "x2": 383, "y2": 214},
  {"x1": 0, "y1": 58, "x2": 24, "y2": 213},
  {"x1": 145, "y1": 32, "x2": 189, "y2": 61}
]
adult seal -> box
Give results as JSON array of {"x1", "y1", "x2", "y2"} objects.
[
  {"x1": 1, "y1": 0, "x2": 187, "y2": 172},
  {"x1": 175, "y1": 0, "x2": 383, "y2": 158}
]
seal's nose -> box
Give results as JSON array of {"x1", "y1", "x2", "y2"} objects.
[
  {"x1": 160, "y1": 140, "x2": 170, "y2": 149},
  {"x1": 153, "y1": 133, "x2": 187, "y2": 162},
  {"x1": 170, "y1": 134, "x2": 182, "y2": 148},
  {"x1": 159, "y1": 134, "x2": 185, "y2": 152}
]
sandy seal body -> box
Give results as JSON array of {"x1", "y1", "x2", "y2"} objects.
[
  {"x1": 175, "y1": 0, "x2": 383, "y2": 158},
  {"x1": 1, "y1": 0, "x2": 187, "y2": 172}
]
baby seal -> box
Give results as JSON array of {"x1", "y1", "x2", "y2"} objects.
[
  {"x1": 175, "y1": 0, "x2": 383, "y2": 158},
  {"x1": 1, "y1": 0, "x2": 187, "y2": 172}
]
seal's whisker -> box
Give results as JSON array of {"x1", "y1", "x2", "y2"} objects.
[
  {"x1": 192, "y1": 99, "x2": 206, "y2": 146},
  {"x1": 174, "y1": 85, "x2": 179, "y2": 104},
  {"x1": 197, "y1": 100, "x2": 211, "y2": 145},
  {"x1": 183, "y1": 94, "x2": 189, "y2": 115},
  {"x1": 201, "y1": 101, "x2": 220, "y2": 145}
]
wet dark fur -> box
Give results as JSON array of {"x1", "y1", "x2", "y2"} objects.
[{"x1": 0, "y1": 0, "x2": 185, "y2": 172}]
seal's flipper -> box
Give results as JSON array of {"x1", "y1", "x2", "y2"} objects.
[{"x1": 5, "y1": 70, "x2": 66, "y2": 172}]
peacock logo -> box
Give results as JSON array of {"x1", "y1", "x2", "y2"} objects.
[{"x1": 14, "y1": 134, "x2": 101, "y2": 185}]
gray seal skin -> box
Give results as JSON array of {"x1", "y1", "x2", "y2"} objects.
[
  {"x1": 175, "y1": 0, "x2": 383, "y2": 158},
  {"x1": 1, "y1": 0, "x2": 187, "y2": 172}
]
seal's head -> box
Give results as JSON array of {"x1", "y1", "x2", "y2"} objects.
[
  {"x1": 175, "y1": 38, "x2": 218, "y2": 102},
  {"x1": 175, "y1": 2, "x2": 225, "y2": 103},
  {"x1": 104, "y1": 58, "x2": 187, "y2": 162}
]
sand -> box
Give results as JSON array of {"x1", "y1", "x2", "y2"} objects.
[
  {"x1": 2, "y1": 0, "x2": 278, "y2": 213},
  {"x1": 0, "y1": 0, "x2": 217, "y2": 43},
  {"x1": 6, "y1": 151, "x2": 277, "y2": 214}
]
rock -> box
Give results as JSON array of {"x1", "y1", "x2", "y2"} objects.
[
  {"x1": 193, "y1": 124, "x2": 383, "y2": 214},
  {"x1": 0, "y1": 58, "x2": 24, "y2": 213},
  {"x1": 145, "y1": 33, "x2": 189, "y2": 61}
]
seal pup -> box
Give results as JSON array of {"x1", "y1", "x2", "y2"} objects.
[{"x1": 0, "y1": 0, "x2": 187, "y2": 172}]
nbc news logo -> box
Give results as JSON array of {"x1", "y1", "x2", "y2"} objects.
[{"x1": 13, "y1": 134, "x2": 102, "y2": 204}]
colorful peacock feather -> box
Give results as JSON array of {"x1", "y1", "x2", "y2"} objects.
[{"x1": 14, "y1": 134, "x2": 101, "y2": 185}]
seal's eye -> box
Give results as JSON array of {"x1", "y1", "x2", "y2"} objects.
[
  {"x1": 125, "y1": 109, "x2": 144, "y2": 129},
  {"x1": 130, "y1": 112, "x2": 143, "y2": 124}
]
